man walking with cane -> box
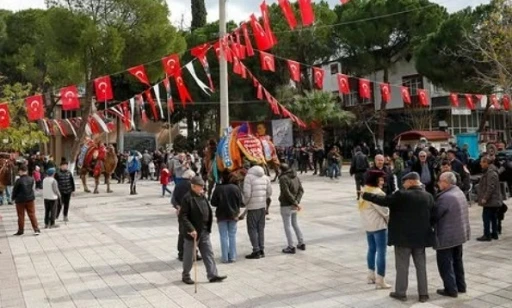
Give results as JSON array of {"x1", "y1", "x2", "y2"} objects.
[{"x1": 179, "y1": 176, "x2": 227, "y2": 285}]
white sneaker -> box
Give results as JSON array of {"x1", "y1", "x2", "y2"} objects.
[
  {"x1": 367, "y1": 270, "x2": 376, "y2": 284},
  {"x1": 375, "y1": 275, "x2": 391, "y2": 289}
]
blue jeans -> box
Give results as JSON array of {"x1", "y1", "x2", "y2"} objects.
[
  {"x1": 161, "y1": 184, "x2": 172, "y2": 196},
  {"x1": 366, "y1": 229, "x2": 387, "y2": 276},
  {"x1": 218, "y1": 220, "x2": 237, "y2": 262},
  {"x1": 0, "y1": 186, "x2": 12, "y2": 204},
  {"x1": 329, "y1": 163, "x2": 340, "y2": 178}
]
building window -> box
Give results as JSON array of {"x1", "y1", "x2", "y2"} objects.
[
  {"x1": 330, "y1": 63, "x2": 339, "y2": 75},
  {"x1": 343, "y1": 91, "x2": 359, "y2": 107},
  {"x1": 402, "y1": 74, "x2": 424, "y2": 95}
]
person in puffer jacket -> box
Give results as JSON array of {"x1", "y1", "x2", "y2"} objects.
[{"x1": 243, "y1": 164, "x2": 272, "y2": 259}]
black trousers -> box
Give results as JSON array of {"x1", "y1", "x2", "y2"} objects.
[
  {"x1": 129, "y1": 172, "x2": 137, "y2": 194},
  {"x1": 355, "y1": 172, "x2": 365, "y2": 198},
  {"x1": 44, "y1": 199, "x2": 58, "y2": 226},
  {"x1": 177, "y1": 218, "x2": 184, "y2": 258},
  {"x1": 483, "y1": 207, "x2": 499, "y2": 237},
  {"x1": 57, "y1": 193, "x2": 72, "y2": 218},
  {"x1": 436, "y1": 245, "x2": 466, "y2": 294}
]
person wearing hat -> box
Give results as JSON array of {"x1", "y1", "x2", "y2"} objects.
[
  {"x1": 55, "y1": 159, "x2": 75, "y2": 222},
  {"x1": 179, "y1": 176, "x2": 227, "y2": 284},
  {"x1": 359, "y1": 170, "x2": 391, "y2": 289},
  {"x1": 42, "y1": 168, "x2": 61, "y2": 229},
  {"x1": 361, "y1": 171, "x2": 435, "y2": 303},
  {"x1": 278, "y1": 163, "x2": 305, "y2": 254}
]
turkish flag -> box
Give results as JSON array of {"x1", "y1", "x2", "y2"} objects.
[
  {"x1": 313, "y1": 67, "x2": 324, "y2": 89},
  {"x1": 280, "y1": 105, "x2": 292, "y2": 118},
  {"x1": 359, "y1": 79, "x2": 371, "y2": 99},
  {"x1": 25, "y1": 94, "x2": 45, "y2": 121},
  {"x1": 242, "y1": 23, "x2": 254, "y2": 56},
  {"x1": 93, "y1": 76, "x2": 114, "y2": 101},
  {"x1": 0, "y1": 103, "x2": 10, "y2": 129},
  {"x1": 161, "y1": 54, "x2": 181, "y2": 77},
  {"x1": 191, "y1": 43, "x2": 210, "y2": 59},
  {"x1": 475, "y1": 94, "x2": 483, "y2": 101},
  {"x1": 417, "y1": 89, "x2": 429, "y2": 106},
  {"x1": 278, "y1": 0, "x2": 297, "y2": 30},
  {"x1": 257, "y1": 84, "x2": 264, "y2": 100},
  {"x1": 449, "y1": 93, "x2": 459, "y2": 107},
  {"x1": 380, "y1": 83, "x2": 391, "y2": 103},
  {"x1": 144, "y1": 89, "x2": 159, "y2": 120},
  {"x1": 260, "y1": 51, "x2": 275, "y2": 72},
  {"x1": 464, "y1": 94, "x2": 475, "y2": 110},
  {"x1": 250, "y1": 14, "x2": 274, "y2": 51},
  {"x1": 298, "y1": 0, "x2": 315, "y2": 26},
  {"x1": 121, "y1": 102, "x2": 132, "y2": 130},
  {"x1": 233, "y1": 57, "x2": 242, "y2": 75},
  {"x1": 490, "y1": 94, "x2": 500, "y2": 109},
  {"x1": 128, "y1": 65, "x2": 150, "y2": 86},
  {"x1": 287, "y1": 60, "x2": 300, "y2": 82},
  {"x1": 503, "y1": 95, "x2": 511, "y2": 110},
  {"x1": 60, "y1": 85, "x2": 80, "y2": 111},
  {"x1": 337, "y1": 74, "x2": 350, "y2": 94},
  {"x1": 175, "y1": 76, "x2": 193, "y2": 107},
  {"x1": 260, "y1": 1, "x2": 277, "y2": 46},
  {"x1": 401, "y1": 87, "x2": 411, "y2": 104}
]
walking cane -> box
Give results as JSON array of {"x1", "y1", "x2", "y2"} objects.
[{"x1": 193, "y1": 235, "x2": 198, "y2": 294}]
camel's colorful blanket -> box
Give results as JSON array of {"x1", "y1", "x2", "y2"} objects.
[{"x1": 77, "y1": 140, "x2": 106, "y2": 169}]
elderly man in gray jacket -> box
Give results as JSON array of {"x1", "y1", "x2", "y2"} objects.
[
  {"x1": 243, "y1": 164, "x2": 272, "y2": 259},
  {"x1": 434, "y1": 172, "x2": 470, "y2": 298}
]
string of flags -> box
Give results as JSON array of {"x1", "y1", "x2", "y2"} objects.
[{"x1": 0, "y1": 0, "x2": 508, "y2": 135}]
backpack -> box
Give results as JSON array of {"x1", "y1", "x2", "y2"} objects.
[{"x1": 127, "y1": 157, "x2": 141, "y2": 174}]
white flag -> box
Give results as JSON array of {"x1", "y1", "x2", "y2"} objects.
[
  {"x1": 153, "y1": 84, "x2": 165, "y2": 118},
  {"x1": 185, "y1": 62, "x2": 212, "y2": 96}
]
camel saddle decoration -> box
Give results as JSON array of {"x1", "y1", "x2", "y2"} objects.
[{"x1": 77, "y1": 138, "x2": 118, "y2": 194}]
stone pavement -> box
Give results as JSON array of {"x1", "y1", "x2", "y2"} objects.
[{"x1": 1, "y1": 173, "x2": 512, "y2": 308}]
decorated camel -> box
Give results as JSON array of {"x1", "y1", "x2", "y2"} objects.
[
  {"x1": 76, "y1": 138, "x2": 118, "y2": 194},
  {"x1": 203, "y1": 124, "x2": 280, "y2": 198}
]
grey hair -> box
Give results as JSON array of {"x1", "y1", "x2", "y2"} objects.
[
  {"x1": 440, "y1": 171, "x2": 457, "y2": 185},
  {"x1": 419, "y1": 151, "x2": 427, "y2": 156}
]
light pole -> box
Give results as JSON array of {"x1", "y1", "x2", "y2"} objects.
[{"x1": 219, "y1": 0, "x2": 229, "y2": 134}]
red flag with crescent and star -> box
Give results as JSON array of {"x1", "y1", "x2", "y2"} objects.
[
  {"x1": 380, "y1": 83, "x2": 391, "y2": 103},
  {"x1": 503, "y1": 95, "x2": 511, "y2": 110},
  {"x1": 161, "y1": 54, "x2": 181, "y2": 77},
  {"x1": 359, "y1": 79, "x2": 371, "y2": 99},
  {"x1": 60, "y1": 85, "x2": 80, "y2": 111},
  {"x1": 25, "y1": 94, "x2": 45, "y2": 121},
  {"x1": 93, "y1": 76, "x2": 113, "y2": 101},
  {"x1": 175, "y1": 76, "x2": 193, "y2": 107},
  {"x1": 298, "y1": 0, "x2": 315, "y2": 26},
  {"x1": 0, "y1": 103, "x2": 10, "y2": 129},
  {"x1": 144, "y1": 89, "x2": 159, "y2": 120},
  {"x1": 449, "y1": 93, "x2": 459, "y2": 107},
  {"x1": 401, "y1": 86, "x2": 411, "y2": 104},
  {"x1": 313, "y1": 67, "x2": 324, "y2": 89},
  {"x1": 121, "y1": 101, "x2": 132, "y2": 130},
  {"x1": 260, "y1": 1, "x2": 277, "y2": 46},
  {"x1": 260, "y1": 51, "x2": 275, "y2": 72},
  {"x1": 128, "y1": 65, "x2": 150, "y2": 86},
  {"x1": 136, "y1": 94, "x2": 148, "y2": 124},
  {"x1": 337, "y1": 74, "x2": 350, "y2": 94},
  {"x1": 191, "y1": 44, "x2": 215, "y2": 91},
  {"x1": 279, "y1": 0, "x2": 297, "y2": 30},
  {"x1": 489, "y1": 94, "x2": 499, "y2": 109},
  {"x1": 241, "y1": 23, "x2": 255, "y2": 56},
  {"x1": 464, "y1": 94, "x2": 475, "y2": 110},
  {"x1": 418, "y1": 89, "x2": 429, "y2": 107},
  {"x1": 250, "y1": 14, "x2": 274, "y2": 51},
  {"x1": 287, "y1": 60, "x2": 300, "y2": 82},
  {"x1": 257, "y1": 83, "x2": 263, "y2": 100}
]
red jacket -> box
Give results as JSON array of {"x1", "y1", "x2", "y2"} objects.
[{"x1": 160, "y1": 168, "x2": 170, "y2": 185}]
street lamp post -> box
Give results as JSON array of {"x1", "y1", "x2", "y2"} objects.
[{"x1": 219, "y1": 0, "x2": 229, "y2": 134}]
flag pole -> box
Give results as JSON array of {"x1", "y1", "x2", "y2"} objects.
[{"x1": 219, "y1": 0, "x2": 229, "y2": 134}]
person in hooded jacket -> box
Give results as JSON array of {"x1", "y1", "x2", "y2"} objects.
[
  {"x1": 278, "y1": 164, "x2": 305, "y2": 254},
  {"x1": 211, "y1": 170, "x2": 243, "y2": 263},
  {"x1": 243, "y1": 164, "x2": 272, "y2": 259}
]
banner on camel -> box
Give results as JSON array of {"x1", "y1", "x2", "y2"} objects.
[{"x1": 230, "y1": 119, "x2": 293, "y2": 148}]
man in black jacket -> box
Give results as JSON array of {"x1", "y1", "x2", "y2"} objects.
[
  {"x1": 179, "y1": 176, "x2": 227, "y2": 285},
  {"x1": 211, "y1": 171, "x2": 243, "y2": 263},
  {"x1": 362, "y1": 172, "x2": 435, "y2": 303},
  {"x1": 365, "y1": 154, "x2": 395, "y2": 196},
  {"x1": 12, "y1": 165, "x2": 41, "y2": 236},
  {"x1": 55, "y1": 160, "x2": 75, "y2": 222},
  {"x1": 350, "y1": 146, "x2": 369, "y2": 199}
]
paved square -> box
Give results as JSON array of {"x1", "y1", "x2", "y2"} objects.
[{"x1": 1, "y1": 173, "x2": 511, "y2": 308}]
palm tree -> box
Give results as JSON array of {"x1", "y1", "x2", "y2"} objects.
[{"x1": 278, "y1": 87, "x2": 355, "y2": 148}]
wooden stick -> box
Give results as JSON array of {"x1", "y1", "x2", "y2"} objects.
[{"x1": 193, "y1": 235, "x2": 198, "y2": 294}]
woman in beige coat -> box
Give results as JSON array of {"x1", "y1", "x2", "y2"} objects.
[{"x1": 358, "y1": 170, "x2": 391, "y2": 289}]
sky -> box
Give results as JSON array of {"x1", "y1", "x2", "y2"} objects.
[{"x1": 1, "y1": 0, "x2": 491, "y2": 27}]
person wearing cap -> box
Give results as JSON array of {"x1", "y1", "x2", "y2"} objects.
[
  {"x1": 361, "y1": 171, "x2": 435, "y2": 303},
  {"x1": 359, "y1": 170, "x2": 391, "y2": 289},
  {"x1": 55, "y1": 159, "x2": 75, "y2": 222},
  {"x1": 172, "y1": 169, "x2": 200, "y2": 261},
  {"x1": 278, "y1": 163, "x2": 305, "y2": 254},
  {"x1": 42, "y1": 168, "x2": 61, "y2": 229},
  {"x1": 179, "y1": 176, "x2": 227, "y2": 285},
  {"x1": 12, "y1": 165, "x2": 41, "y2": 236}
]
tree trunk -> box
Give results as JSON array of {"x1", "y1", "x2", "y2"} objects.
[
  {"x1": 478, "y1": 102, "x2": 492, "y2": 132},
  {"x1": 376, "y1": 68, "x2": 389, "y2": 150},
  {"x1": 312, "y1": 127, "x2": 324, "y2": 149}
]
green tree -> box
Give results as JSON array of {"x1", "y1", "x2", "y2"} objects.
[
  {"x1": 334, "y1": 0, "x2": 447, "y2": 146},
  {"x1": 415, "y1": 0, "x2": 511, "y2": 131},
  {"x1": 0, "y1": 81, "x2": 48, "y2": 152},
  {"x1": 278, "y1": 88, "x2": 355, "y2": 148},
  {"x1": 191, "y1": 0, "x2": 207, "y2": 31}
]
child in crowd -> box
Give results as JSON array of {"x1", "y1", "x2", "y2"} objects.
[
  {"x1": 160, "y1": 163, "x2": 172, "y2": 197},
  {"x1": 42, "y1": 168, "x2": 61, "y2": 229},
  {"x1": 33, "y1": 166, "x2": 42, "y2": 190}
]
